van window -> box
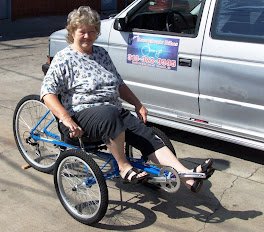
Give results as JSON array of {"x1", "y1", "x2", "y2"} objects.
[
  {"x1": 128, "y1": 0, "x2": 204, "y2": 35},
  {"x1": 211, "y1": 0, "x2": 264, "y2": 43}
]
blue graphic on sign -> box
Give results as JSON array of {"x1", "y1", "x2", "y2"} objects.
[{"x1": 127, "y1": 34, "x2": 180, "y2": 71}]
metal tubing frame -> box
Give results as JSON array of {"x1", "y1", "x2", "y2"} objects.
[{"x1": 28, "y1": 108, "x2": 206, "y2": 186}]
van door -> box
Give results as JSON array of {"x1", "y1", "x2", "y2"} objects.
[
  {"x1": 107, "y1": 0, "x2": 210, "y2": 122},
  {"x1": 200, "y1": 0, "x2": 264, "y2": 141}
]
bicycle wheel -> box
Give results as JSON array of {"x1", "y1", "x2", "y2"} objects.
[
  {"x1": 54, "y1": 149, "x2": 108, "y2": 225},
  {"x1": 126, "y1": 126, "x2": 177, "y2": 158},
  {"x1": 151, "y1": 126, "x2": 176, "y2": 156},
  {"x1": 13, "y1": 94, "x2": 60, "y2": 173}
]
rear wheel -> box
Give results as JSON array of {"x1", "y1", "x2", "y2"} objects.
[
  {"x1": 13, "y1": 95, "x2": 60, "y2": 173},
  {"x1": 54, "y1": 149, "x2": 108, "y2": 225}
]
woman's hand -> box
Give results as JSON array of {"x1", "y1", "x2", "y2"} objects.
[
  {"x1": 61, "y1": 116, "x2": 83, "y2": 138},
  {"x1": 135, "y1": 104, "x2": 148, "y2": 124},
  {"x1": 43, "y1": 94, "x2": 83, "y2": 138}
]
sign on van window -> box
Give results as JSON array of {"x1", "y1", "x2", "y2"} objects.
[{"x1": 127, "y1": 33, "x2": 179, "y2": 71}]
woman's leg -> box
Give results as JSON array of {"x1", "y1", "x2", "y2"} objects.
[
  {"x1": 120, "y1": 109, "x2": 212, "y2": 190},
  {"x1": 74, "y1": 106, "x2": 148, "y2": 182},
  {"x1": 106, "y1": 131, "x2": 148, "y2": 181},
  {"x1": 148, "y1": 146, "x2": 211, "y2": 190}
]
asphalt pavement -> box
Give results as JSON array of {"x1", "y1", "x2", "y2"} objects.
[{"x1": 0, "y1": 15, "x2": 264, "y2": 232}]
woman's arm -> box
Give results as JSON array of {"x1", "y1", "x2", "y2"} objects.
[
  {"x1": 42, "y1": 94, "x2": 83, "y2": 138},
  {"x1": 119, "y1": 84, "x2": 148, "y2": 123}
]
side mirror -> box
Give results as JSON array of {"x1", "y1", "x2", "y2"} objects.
[{"x1": 114, "y1": 17, "x2": 128, "y2": 31}]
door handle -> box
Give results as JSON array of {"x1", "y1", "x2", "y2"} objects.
[{"x1": 179, "y1": 58, "x2": 192, "y2": 67}]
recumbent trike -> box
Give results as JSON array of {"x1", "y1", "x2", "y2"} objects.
[{"x1": 13, "y1": 94, "x2": 207, "y2": 225}]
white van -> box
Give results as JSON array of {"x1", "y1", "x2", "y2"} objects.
[{"x1": 43, "y1": 0, "x2": 264, "y2": 151}]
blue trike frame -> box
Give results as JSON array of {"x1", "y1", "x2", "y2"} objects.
[{"x1": 30, "y1": 109, "x2": 172, "y2": 184}]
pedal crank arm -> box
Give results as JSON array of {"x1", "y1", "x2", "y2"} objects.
[
  {"x1": 148, "y1": 176, "x2": 177, "y2": 184},
  {"x1": 178, "y1": 172, "x2": 206, "y2": 179}
]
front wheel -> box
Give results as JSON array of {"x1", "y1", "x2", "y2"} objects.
[
  {"x1": 151, "y1": 126, "x2": 176, "y2": 157},
  {"x1": 126, "y1": 126, "x2": 176, "y2": 158},
  {"x1": 126, "y1": 126, "x2": 177, "y2": 190},
  {"x1": 54, "y1": 149, "x2": 109, "y2": 225}
]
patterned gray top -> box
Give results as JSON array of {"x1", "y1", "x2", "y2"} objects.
[{"x1": 41, "y1": 45, "x2": 124, "y2": 115}]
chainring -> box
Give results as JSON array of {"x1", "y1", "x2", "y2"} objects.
[{"x1": 158, "y1": 166, "x2": 181, "y2": 193}]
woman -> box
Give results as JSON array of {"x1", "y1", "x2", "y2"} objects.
[{"x1": 41, "y1": 6, "x2": 214, "y2": 192}]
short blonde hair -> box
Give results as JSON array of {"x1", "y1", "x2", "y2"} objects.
[{"x1": 66, "y1": 6, "x2": 101, "y2": 43}]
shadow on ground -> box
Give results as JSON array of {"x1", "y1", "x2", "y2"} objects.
[{"x1": 94, "y1": 179, "x2": 262, "y2": 230}]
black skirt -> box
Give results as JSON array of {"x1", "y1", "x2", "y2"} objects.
[{"x1": 59, "y1": 105, "x2": 164, "y2": 157}]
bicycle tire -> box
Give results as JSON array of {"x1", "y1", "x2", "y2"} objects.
[
  {"x1": 151, "y1": 126, "x2": 176, "y2": 156},
  {"x1": 13, "y1": 94, "x2": 60, "y2": 173},
  {"x1": 126, "y1": 126, "x2": 177, "y2": 158},
  {"x1": 54, "y1": 149, "x2": 108, "y2": 225}
]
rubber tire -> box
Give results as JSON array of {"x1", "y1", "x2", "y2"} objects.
[
  {"x1": 54, "y1": 149, "x2": 108, "y2": 225},
  {"x1": 126, "y1": 126, "x2": 176, "y2": 158},
  {"x1": 13, "y1": 94, "x2": 60, "y2": 173},
  {"x1": 150, "y1": 126, "x2": 176, "y2": 157}
]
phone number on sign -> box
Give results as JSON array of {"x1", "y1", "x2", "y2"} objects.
[{"x1": 127, "y1": 54, "x2": 177, "y2": 67}]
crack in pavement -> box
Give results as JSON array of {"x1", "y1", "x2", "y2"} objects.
[
  {"x1": 0, "y1": 54, "x2": 38, "y2": 61},
  {"x1": 198, "y1": 176, "x2": 239, "y2": 232},
  {"x1": 0, "y1": 104, "x2": 15, "y2": 110},
  {"x1": 246, "y1": 166, "x2": 263, "y2": 180},
  {"x1": 0, "y1": 66, "x2": 43, "y2": 81}
]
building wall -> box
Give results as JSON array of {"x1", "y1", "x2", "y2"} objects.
[
  {"x1": 117, "y1": 0, "x2": 126, "y2": 12},
  {"x1": 11, "y1": 0, "x2": 126, "y2": 20},
  {"x1": 11, "y1": 0, "x2": 101, "y2": 20},
  {"x1": 0, "y1": 0, "x2": 8, "y2": 20}
]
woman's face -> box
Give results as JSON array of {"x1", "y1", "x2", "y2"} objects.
[{"x1": 72, "y1": 24, "x2": 97, "y2": 54}]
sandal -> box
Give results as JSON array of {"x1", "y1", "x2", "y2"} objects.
[
  {"x1": 191, "y1": 179, "x2": 203, "y2": 193},
  {"x1": 121, "y1": 167, "x2": 149, "y2": 185},
  {"x1": 193, "y1": 158, "x2": 215, "y2": 179},
  {"x1": 204, "y1": 168, "x2": 215, "y2": 179}
]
